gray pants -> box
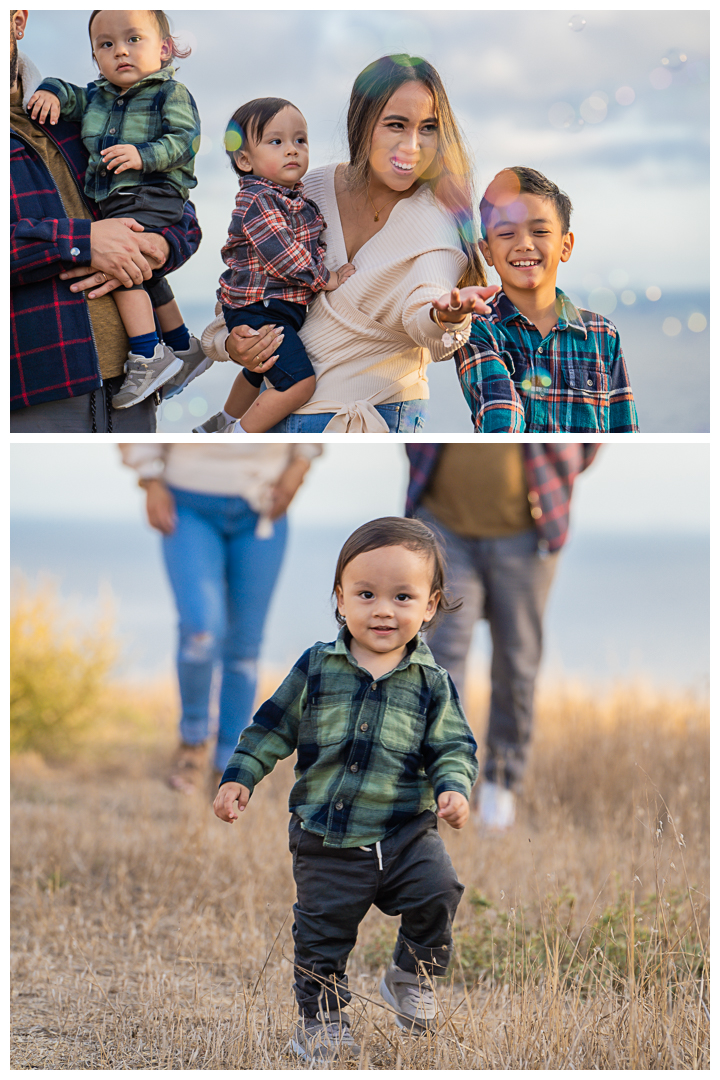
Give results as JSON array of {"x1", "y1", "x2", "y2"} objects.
[
  {"x1": 10, "y1": 374, "x2": 157, "y2": 432},
  {"x1": 289, "y1": 810, "x2": 463, "y2": 1018},
  {"x1": 419, "y1": 508, "x2": 559, "y2": 792}
]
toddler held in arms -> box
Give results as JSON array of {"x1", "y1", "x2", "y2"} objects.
[
  {"x1": 28, "y1": 10, "x2": 209, "y2": 410},
  {"x1": 195, "y1": 97, "x2": 354, "y2": 434},
  {"x1": 213, "y1": 517, "x2": 478, "y2": 1061}
]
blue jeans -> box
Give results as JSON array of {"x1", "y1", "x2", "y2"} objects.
[
  {"x1": 162, "y1": 487, "x2": 287, "y2": 770},
  {"x1": 418, "y1": 508, "x2": 559, "y2": 792},
  {"x1": 268, "y1": 399, "x2": 426, "y2": 433}
]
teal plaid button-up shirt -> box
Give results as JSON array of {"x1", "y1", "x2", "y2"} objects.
[
  {"x1": 221, "y1": 631, "x2": 479, "y2": 848},
  {"x1": 37, "y1": 66, "x2": 200, "y2": 202},
  {"x1": 455, "y1": 289, "x2": 639, "y2": 433}
]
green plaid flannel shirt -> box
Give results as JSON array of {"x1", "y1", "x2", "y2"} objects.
[
  {"x1": 221, "y1": 631, "x2": 479, "y2": 848},
  {"x1": 37, "y1": 66, "x2": 199, "y2": 202}
]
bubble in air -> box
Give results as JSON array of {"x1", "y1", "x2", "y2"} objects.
[
  {"x1": 621, "y1": 290, "x2": 636, "y2": 306},
  {"x1": 688, "y1": 313, "x2": 707, "y2": 332},
  {"x1": 163, "y1": 401, "x2": 183, "y2": 422},
  {"x1": 548, "y1": 101, "x2": 575, "y2": 130},
  {"x1": 661, "y1": 48, "x2": 687, "y2": 70},
  {"x1": 580, "y1": 94, "x2": 608, "y2": 124},
  {"x1": 587, "y1": 287, "x2": 617, "y2": 316},
  {"x1": 568, "y1": 14, "x2": 586, "y2": 31},
  {"x1": 615, "y1": 86, "x2": 635, "y2": 106},
  {"x1": 662, "y1": 317, "x2": 682, "y2": 337},
  {"x1": 650, "y1": 67, "x2": 673, "y2": 90},
  {"x1": 224, "y1": 119, "x2": 244, "y2": 154},
  {"x1": 646, "y1": 286, "x2": 662, "y2": 301},
  {"x1": 188, "y1": 397, "x2": 208, "y2": 417}
]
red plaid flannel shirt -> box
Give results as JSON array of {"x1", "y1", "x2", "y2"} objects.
[{"x1": 218, "y1": 175, "x2": 330, "y2": 309}]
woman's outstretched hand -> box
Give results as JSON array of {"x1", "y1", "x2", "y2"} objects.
[{"x1": 432, "y1": 285, "x2": 501, "y2": 323}]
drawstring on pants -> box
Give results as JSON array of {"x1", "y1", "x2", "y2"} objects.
[{"x1": 359, "y1": 840, "x2": 383, "y2": 870}]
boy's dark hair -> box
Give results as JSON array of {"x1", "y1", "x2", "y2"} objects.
[
  {"x1": 480, "y1": 166, "x2": 573, "y2": 237},
  {"x1": 88, "y1": 10, "x2": 191, "y2": 68},
  {"x1": 332, "y1": 516, "x2": 461, "y2": 631},
  {"x1": 224, "y1": 97, "x2": 299, "y2": 178}
]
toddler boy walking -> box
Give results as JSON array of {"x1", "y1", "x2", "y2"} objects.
[
  {"x1": 453, "y1": 166, "x2": 639, "y2": 433},
  {"x1": 214, "y1": 517, "x2": 478, "y2": 1061}
]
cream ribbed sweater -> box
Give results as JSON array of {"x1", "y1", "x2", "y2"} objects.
[{"x1": 202, "y1": 164, "x2": 470, "y2": 432}]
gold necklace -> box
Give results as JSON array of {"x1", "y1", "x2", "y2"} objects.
[{"x1": 366, "y1": 184, "x2": 403, "y2": 223}]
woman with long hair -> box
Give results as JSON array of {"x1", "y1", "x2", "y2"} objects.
[{"x1": 205, "y1": 54, "x2": 497, "y2": 432}]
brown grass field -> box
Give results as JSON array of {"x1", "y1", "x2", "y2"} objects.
[{"x1": 10, "y1": 659, "x2": 709, "y2": 1070}]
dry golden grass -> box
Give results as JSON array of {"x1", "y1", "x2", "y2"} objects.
[{"x1": 11, "y1": 672, "x2": 709, "y2": 1069}]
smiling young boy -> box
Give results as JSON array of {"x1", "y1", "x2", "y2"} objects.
[
  {"x1": 27, "y1": 10, "x2": 208, "y2": 409},
  {"x1": 453, "y1": 167, "x2": 639, "y2": 432},
  {"x1": 213, "y1": 517, "x2": 478, "y2": 1061}
]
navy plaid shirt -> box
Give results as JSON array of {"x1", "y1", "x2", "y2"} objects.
[
  {"x1": 11, "y1": 114, "x2": 201, "y2": 409},
  {"x1": 454, "y1": 289, "x2": 639, "y2": 433},
  {"x1": 218, "y1": 175, "x2": 330, "y2": 309},
  {"x1": 405, "y1": 444, "x2": 599, "y2": 553}
]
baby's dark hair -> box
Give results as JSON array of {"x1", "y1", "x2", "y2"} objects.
[
  {"x1": 480, "y1": 166, "x2": 573, "y2": 238},
  {"x1": 333, "y1": 517, "x2": 461, "y2": 631},
  {"x1": 224, "y1": 97, "x2": 299, "y2": 179},
  {"x1": 88, "y1": 10, "x2": 191, "y2": 68}
]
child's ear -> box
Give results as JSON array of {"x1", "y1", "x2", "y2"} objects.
[
  {"x1": 160, "y1": 37, "x2": 173, "y2": 63},
  {"x1": 426, "y1": 590, "x2": 440, "y2": 622},
  {"x1": 560, "y1": 231, "x2": 575, "y2": 263},
  {"x1": 480, "y1": 238, "x2": 493, "y2": 266},
  {"x1": 233, "y1": 149, "x2": 253, "y2": 174},
  {"x1": 335, "y1": 585, "x2": 346, "y2": 617}
]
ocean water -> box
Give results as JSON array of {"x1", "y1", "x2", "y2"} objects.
[
  {"x1": 10, "y1": 519, "x2": 709, "y2": 691},
  {"x1": 159, "y1": 290, "x2": 709, "y2": 435}
]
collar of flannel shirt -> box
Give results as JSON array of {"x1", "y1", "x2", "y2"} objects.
[
  {"x1": 237, "y1": 173, "x2": 306, "y2": 200},
  {"x1": 493, "y1": 288, "x2": 588, "y2": 339},
  {"x1": 331, "y1": 627, "x2": 438, "y2": 677},
  {"x1": 94, "y1": 63, "x2": 176, "y2": 97}
]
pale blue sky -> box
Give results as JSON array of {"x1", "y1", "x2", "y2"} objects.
[
  {"x1": 22, "y1": 8, "x2": 710, "y2": 305},
  {"x1": 9, "y1": 443, "x2": 710, "y2": 535}
]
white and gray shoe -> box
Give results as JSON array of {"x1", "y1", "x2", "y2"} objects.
[
  {"x1": 290, "y1": 1011, "x2": 360, "y2": 1062},
  {"x1": 162, "y1": 334, "x2": 213, "y2": 399},
  {"x1": 112, "y1": 343, "x2": 183, "y2": 409},
  {"x1": 380, "y1": 961, "x2": 436, "y2": 1033},
  {"x1": 474, "y1": 781, "x2": 516, "y2": 832},
  {"x1": 192, "y1": 410, "x2": 237, "y2": 434}
]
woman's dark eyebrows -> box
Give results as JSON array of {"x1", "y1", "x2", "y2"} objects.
[{"x1": 381, "y1": 112, "x2": 437, "y2": 122}]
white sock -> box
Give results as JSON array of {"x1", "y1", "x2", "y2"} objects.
[
  {"x1": 222, "y1": 409, "x2": 239, "y2": 424},
  {"x1": 233, "y1": 421, "x2": 247, "y2": 433}
]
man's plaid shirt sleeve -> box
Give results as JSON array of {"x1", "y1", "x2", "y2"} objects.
[
  {"x1": 238, "y1": 191, "x2": 330, "y2": 292},
  {"x1": 422, "y1": 671, "x2": 479, "y2": 800},
  {"x1": 10, "y1": 212, "x2": 92, "y2": 286},
  {"x1": 220, "y1": 649, "x2": 310, "y2": 794},
  {"x1": 455, "y1": 329, "x2": 526, "y2": 433}
]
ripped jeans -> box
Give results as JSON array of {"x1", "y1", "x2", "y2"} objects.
[{"x1": 161, "y1": 487, "x2": 287, "y2": 770}]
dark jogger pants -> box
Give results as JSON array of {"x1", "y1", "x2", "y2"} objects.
[{"x1": 288, "y1": 810, "x2": 464, "y2": 1018}]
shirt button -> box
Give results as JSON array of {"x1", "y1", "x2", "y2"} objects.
[
  {"x1": 537, "y1": 346, "x2": 543, "y2": 353},
  {"x1": 335, "y1": 801, "x2": 343, "y2": 811},
  {"x1": 586, "y1": 378, "x2": 593, "y2": 386},
  {"x1": 360, "y1": 723, "x2": 368, "y2": 732},
  {"x1": 109, "y1": 127, "x2": 116, "y2": 134},
  {"x1": 371, "y1": 682, "x2": 377, "y2": 691},
  {"x1": 350, "y1": 763, "x2": 359, "y2": 773},
  {"x1": 70, "y1": 247, "x2": 80, "y2": 257}
]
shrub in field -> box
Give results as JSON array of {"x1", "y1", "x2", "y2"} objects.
[{"x1": 10, "y1": 577, "x2": 117, "y2": 757}]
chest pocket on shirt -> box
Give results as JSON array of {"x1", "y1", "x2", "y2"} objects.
[
  {"x1": 378, "y1": 685, "x2": 425, "y2": 753},
  {"x1": 561, "y1": 354, "x2": 610, "y2": 397},
  {"x1": 309, "y1": 691, "x2": 349, "y2": 745}
]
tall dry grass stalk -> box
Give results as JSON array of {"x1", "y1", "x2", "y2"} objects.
[{"x1": 11, "y1": 666, "x2": 709, "y2": 1068}]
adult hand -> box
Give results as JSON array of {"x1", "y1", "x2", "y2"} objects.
[
  {"x1": 432, "y1": 285, "x2": 501, "y2": 323},
  {"x1": 268, "y1": 456, "x2": 311, "y2": 520},
  {"x1": 213, "y1": 782, "x2": 250, "y2": 823},
  {"x1": 60, "y1": 234, "x2": 171, "y2": 298},
  {"x1": 100, "y1": 143, "x2": 143, "y2": 174},
  {"x1": 437, "y1": 791, "x2": 469, "y2": 829},
  {"x1": 226, "y1": 322, "x2": 283, "y2": 374},
  {"x1": 145, "y1": 479, "x2": 177, "y2": 535},
  {"x1": 89, "y1": 217, "x2": 153, "y2": 288}
]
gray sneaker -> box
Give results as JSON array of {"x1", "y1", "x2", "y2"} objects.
[
  {"x1": 162, "y1": 334, "x2": 213, "y2": 399},
  {"x1": 290, "y1": 1011, "x2": 360, "y2": 1062},
  {"x1": 112, "y1": 343, "x2": 183, "y2": 409},
  {"x1": 380, "y1": 961, "x2": 436, "y2": 1033},
  {"x1": 192, "y1": 410, "x2": 236, "y2": 434}
]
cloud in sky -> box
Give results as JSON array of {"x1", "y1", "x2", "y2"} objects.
[{"x1": 24, "y1": 9, "x2": 709, "y2": 297}]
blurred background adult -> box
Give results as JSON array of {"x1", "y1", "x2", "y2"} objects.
[
  {"x1": 209, "y1": 53, "x2": 497, "y2": 433},
  {"x1": 406, "y1": 443, "x2": 599, "y2": 830},
  {"x1": 120, "y1": 443, "x2": 321, "y2": 793}
]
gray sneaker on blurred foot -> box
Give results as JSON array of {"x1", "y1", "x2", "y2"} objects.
[
  {"x1": 112, "y1": 343, "x2": 182, "y2": 409},
  {"x1": 291, "y1": 1011, "x2": 360, "y2": 1062},
  {"x1": 380, "y1": 961, "x2": 436, "y2": 1033}
]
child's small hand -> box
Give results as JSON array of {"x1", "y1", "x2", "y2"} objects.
[
  {"x1": 27, "y1": 90, "x2": 61, "y2": 125},
  {"x1": 323, "y1": 263, "x2": 355, "y2": 291},
  {"x1": 437, "y1": 791, "x2": 469, "y2": 829},
  {"x1": 213, "y1": 781, "x2": 250, "y2": 823},
  {"x1": 432, "y1": 285, "x2": 500, "y2": 322},
  {"x1": 101, "y1": 143, "x2": 143, "y2": 174}
]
